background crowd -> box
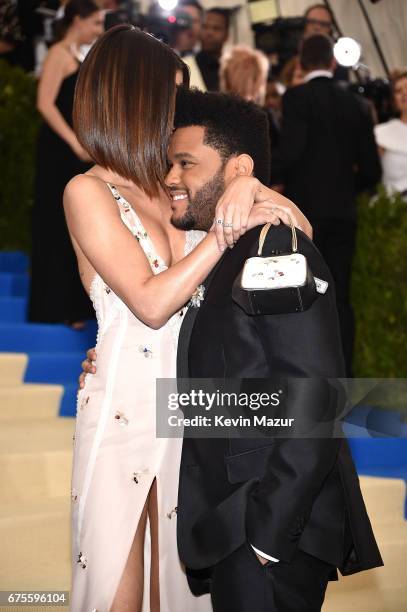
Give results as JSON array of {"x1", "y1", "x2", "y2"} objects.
[{"x1": 1, "y1": 0, "x2": 407, "y2": 376}]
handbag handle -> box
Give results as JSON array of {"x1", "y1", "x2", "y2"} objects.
[{"x1": 258, "y1": 215, "x2": 298, "y2": 256}]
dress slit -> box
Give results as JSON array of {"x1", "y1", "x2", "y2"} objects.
[{"x1": 107, "y1": 474, "x2": 158, "y2": 612}]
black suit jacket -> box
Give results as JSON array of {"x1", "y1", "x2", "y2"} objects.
[
  {"x1": 176, "y1": 225, "x2": 382, "y2": 583},
  {"x1": 271, "y1": 77, "x2": 381, "y2": 219}
]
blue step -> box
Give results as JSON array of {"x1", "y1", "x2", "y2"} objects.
[
  {"x1": 0, "y1": 274, "x2": 14, "y2": 297},
  {"x1": 345, "y1": 405, "x2": 407, "y2": 439},
  {"x1": 60, "y1": 383, "x2": 79, "y2": 417},
  {"x1": 0, "y1": 251, "x2": 29, "y2": 273},
  {"x1": 24, "y1": 352, "x2": 85, "y2": 385},
  {"x1": 348, "y1": 437, "x2": 407, "y2": 469},
  {"x1": 13, "y1": 274, "x2": 30, "y2": 297},
  {"x1": 0, "y1": 321, "x2": 97, "y2": 352},
  {"x1": 0, "y1": 297, "x2": 27, "y2": 322},
  {"x1": 0, "y1": 273, "x2": 30, "y2": 297}
]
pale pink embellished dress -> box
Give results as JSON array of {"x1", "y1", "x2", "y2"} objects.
[{"x1": 70, "y1": 183, "x2": 210, "y2": 612}]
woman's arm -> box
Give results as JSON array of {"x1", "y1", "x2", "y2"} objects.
[
  {"x1": 64, "y1": 176, "x2": 223, "y2": 329},
  {"x1": 37, "y1": 46, "x2": 90, "y2": 161},
  {"x1": 214, "y1": 176, "x2": 312, "y2": 248}
]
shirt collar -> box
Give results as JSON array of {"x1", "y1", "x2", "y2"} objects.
[{"x1": 303, "y1": 70, "x2": 334, "y2": 83}]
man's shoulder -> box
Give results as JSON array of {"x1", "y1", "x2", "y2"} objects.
[{"x1": 283, "y1": 82, "x2": 309, "y2": 102}]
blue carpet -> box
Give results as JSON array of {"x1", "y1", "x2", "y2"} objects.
[
  {"x1": 0, "y1": 251, "x2": 29, "y2": 273},
  {"x1": 0, "y1": 321, "x2": 97, "y2": 352},
  {"x1": 25, "y1": 352, "x2": 89, "y2": 385},
  {"x1": 0, "y1": 273, "x2": 30, "y2": 297},
  {"x1": 0, "y1": 251, "x2": 96, "y2": 417},
  {"x1": 0, "y1": 297, "x2": 27, "y2": 323}
]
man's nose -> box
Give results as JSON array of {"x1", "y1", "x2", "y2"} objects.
[{"x1": 165, "y1": 166, "x2": 181, "y2": 186}]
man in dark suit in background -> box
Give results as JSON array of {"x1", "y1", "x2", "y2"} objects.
[
  {"x1": 196, "y1": 7, "x2": 229, "y2": 91},
  {"x1": 271, "y1": 34, "x2": 381, "y2": 375},
  {"x1": 170, "y1": 88, "x2": 382, "y2": 612}
]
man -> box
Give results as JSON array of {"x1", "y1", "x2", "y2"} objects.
[
  {"x1": 195, "y1": 7, "x2": 229, "y2": 91},
  {"x1": 303, "y1": 3, "x2": 334, "y2": 37},
  {"x1": 168, "y1": 87, "x2": 382, "y2": 612},
  {"x1": 303, "y1": 3, "x2": 349, "y2": 81},
  {"x1": 173, "y1": 0, "x2": 204, "y2": 56},
  {"x1": 82, "y1": 88, "x2": 382, "y2": 611},
  {"x1": 271, "y1": 34, "x2": 381, "y2": 376},
  {"x1": 175, "y1": 1, "x2": 208, "y2": 90}
]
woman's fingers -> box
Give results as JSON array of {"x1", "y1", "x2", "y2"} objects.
[
  {"x1": 81, "y1": 358, "x2": 94, "y2": 375},
  {"x1": 214, "y1": 200, "x2": 226, "y2": 251},
  {"x1": 87, "y1": 347, "x2": 97, "y2": 361},
  {"x1": 223, "y1": 206, "x2": 235, "y2": 248}
]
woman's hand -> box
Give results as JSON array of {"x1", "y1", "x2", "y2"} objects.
[
  {"x1": 213, "y1": 176, "x2": 312, "y2": 250},
  {"x1": 247, "y1": 200, "x2": 313, "y2": 239},
  {"x1": 213, "y1": 176, "x2": 262, "y2": 249},
  {"x1": 79, "y1": 347, "x2": 97, "y2": 389},
  {"x1": 251, "y1": 183, "x2": 313, "y2": 239}
]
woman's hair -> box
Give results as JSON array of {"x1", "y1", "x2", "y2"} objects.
[
  {"x1": 73, "y1": 25, "x2": 189, "y2": 198},
  {"x1": 219, "y1": 45, "x2": 269, "y2": 105},
  {"x1": 391, "y1": 70, "x2": 407, "y2": 90},
  {"x1": 54, "y1": 0, "x2": 100, "y2": 41},
  {"x1": 390, "y1": 70, "x2": 407, "y2": 115},
  {"x1": 280, "y1": 55, "x2": 302, "y2": 88}
]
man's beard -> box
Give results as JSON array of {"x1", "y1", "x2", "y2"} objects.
[{"x1": 171, "y1": 168, "x2": 225, "y2": 232}]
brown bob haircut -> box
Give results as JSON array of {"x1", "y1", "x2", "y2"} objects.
[{"x1": 73, "y1": 25, "x2": 189, "y2": 198}]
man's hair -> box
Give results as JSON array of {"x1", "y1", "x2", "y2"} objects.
[
  {"x1": 174, "y1": 88, "x2": 271, "y2": 185},
  {"x1": 179, "y1": 0, "x2": 204, "y2": 17},
  {"x1": 299, "y1": 33, "x2": 334, "y2": 71},
  {"x1": 304, "y1": 3, "x2": 333, "y2": 21},
  {"x1": 206, "y1": 7, "x2": 230, "y2": 30}
]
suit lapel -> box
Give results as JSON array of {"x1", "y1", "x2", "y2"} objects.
[{"x1": 176, "y1": 254, "x2": 226, "y2": 379}]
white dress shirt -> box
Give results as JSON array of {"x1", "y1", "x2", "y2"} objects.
[{"x1": 303, "y1": 69, "x2": 334, "y2": 83}]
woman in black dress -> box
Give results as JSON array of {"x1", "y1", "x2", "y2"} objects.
[{"x1": 29, "y1": 0, "x2": 104, "y2": 326}]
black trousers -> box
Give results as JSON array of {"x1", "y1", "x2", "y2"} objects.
[
  {"x1": 209, "y1": 542, "x2": 334, "y2": 612},
  {"x1": 311, "y1": 218, "x2": 357, "y2": 377}
]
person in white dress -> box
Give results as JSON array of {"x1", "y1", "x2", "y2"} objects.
[
  {"x1": 64, "y1": 25, "x2": 311, "y2": 612},
  {"x1": 374, "y1": 71, "x2": 407, "y2": 197}
]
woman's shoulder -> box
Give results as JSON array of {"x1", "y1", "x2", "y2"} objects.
[
  {"x1": 374, "y1": 118, "x2": 404, "y2": 149},
  {"x1": 43, "y1": 42, "x2": 71, "y2": 64},
  {"x1": 42, "y1": 42, "x2": 78, "y2": 74},
  {"x1": 64, "y1": 174, "x2": 116, "y2": 212}
]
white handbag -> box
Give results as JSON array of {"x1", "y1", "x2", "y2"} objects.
[
  {"x1": 241, "y1": 222, "x2": 307, "y2": 291},
  {"x1": 233, "y1": 221, "x2": 327, "y2": 316}
]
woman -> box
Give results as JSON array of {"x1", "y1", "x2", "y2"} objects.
[
  {"x1": 280, "y1": 55, "x2": 304, "y2": 89},
  {"x1": 64, "y1": 26, "x2": 311, "y2": 611},
  {"x1": 219, "y1": 46, "x2": 281, "y2": 181},
  {"x1": 219, "y1": 45, "x2": 269, "y2": 105},
  {"x1": 374, "y1": 71, "x2": 407, "y2": 198},
  {"x1": 29, "y1": 0, "x2": 104, "y2": 326}
]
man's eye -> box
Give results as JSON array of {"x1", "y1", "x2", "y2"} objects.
[{"x1": 181, "y1": 160, "x2": 193, "y2": 168}]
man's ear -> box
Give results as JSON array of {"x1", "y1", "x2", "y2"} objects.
[{"x1": 227, "y1": 154, "x2": 254, "y2": 179}]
